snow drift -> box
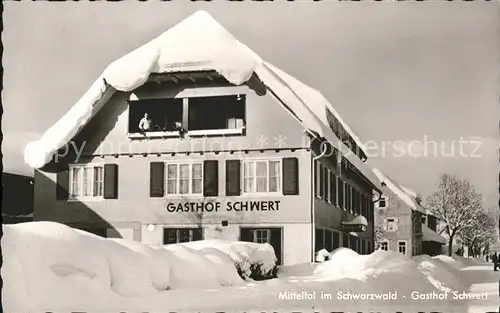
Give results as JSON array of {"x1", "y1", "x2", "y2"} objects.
[
  {"x1": 1, "y1": 222, "x2": 276, "y2": 312},
  {"x1": 23, "y1": 11, "x2": 382, "y2": 191}
]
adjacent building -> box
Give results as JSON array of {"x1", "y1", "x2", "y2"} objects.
[
  {"x1": 27, "y1": 11, "x2": 382, "y2": 265},
  {"x1": 372, "y1": 170, "x2": 425, "y2": 256},
  {"x1": 2, "y1": 172, "x2": 34, "y2": 224}
]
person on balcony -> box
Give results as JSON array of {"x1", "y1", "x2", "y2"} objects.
[{"x1": 139, "y1": 113, "x2": 152, "y2": 139}]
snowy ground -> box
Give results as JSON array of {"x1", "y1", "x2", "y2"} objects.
[{"x1": 2, "y1": 222, "x2": 498, "y2": 313}]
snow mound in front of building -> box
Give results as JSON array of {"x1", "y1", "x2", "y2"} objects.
[
  {"x1": 1, "y1": 222, "x2": 274, "y2": 312},
  {"x1": 414, "y1": 255, "x2": 466, "y2": 292}
]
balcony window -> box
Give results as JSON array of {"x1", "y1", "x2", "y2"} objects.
[
  {"x1": 188, "y1": 95, "x2": 245, "y2": 132},
  {"x1": 128, "y1": 98, "x2": 183, "y2": 134}
]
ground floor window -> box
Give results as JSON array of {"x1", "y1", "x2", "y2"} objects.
[
  {"x1": 380, "y1": 241, "x2": 389, "y2": 251},
  {"x1": 315, "y1": 228, "x2": 340, "y2": 253},
  {"x1": 342, "y1": 233, "x2": 349, "y2": 248},
  {"x1": 163, "y1": 228, "x2": 203, "y2": 244},
  {"x1": 349, "y1": 234, "x2": 359, "y2": 253},
  {"x1": 240, "y1": 227, "x2": 282, "y2": 265},
  {"x1": 398, "y1": 241, "x2": 407, "y2": 255}
]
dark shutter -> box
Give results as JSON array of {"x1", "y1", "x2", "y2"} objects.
[
  {"x1": 56, "y1": 166, "x2": 70, "y2": 200},
  {"x1": 330, "y1": 174, "x2": 335, "y2": 204},
  {"x1": 150, "y1": 162, "x2": 165, "y2": 197},
  {"x1": 270, "y1": 228, "x2": 283, "y2": 265},
  {"x1": 103, "y1": 164, "x2": 118, "y2": 199},
  {"x1": 315, "y1": 228, "x2": 324, "y2": 253},
  {"x1": 192, "y1": 228, "x2": 203, "y2": 241},
  {"x1": 240, "y1": 228, "x2": 253, "y2": 242},
  {"x1": 226, "y1": 160, "x2": 241, "y2": 196},
  {"x1": 282, "y1": 157, "x2": 299, "y2": 195},
  {"x1": 314, "y1": 161, "x2": 319, "y2": 197},
  {"x1": 203, "y1": 160, "x2": 219, "y2": 197}
]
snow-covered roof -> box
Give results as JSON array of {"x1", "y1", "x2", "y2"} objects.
[
  {"x1": 23, "y1": 11, "x2": 381, "y2": 190},
  {"x1": 422, "y1": 224, "x2": 447, "y2": 244},
  {"x1": 372, "y1": 169, "x2": 426, "y2": 214}
]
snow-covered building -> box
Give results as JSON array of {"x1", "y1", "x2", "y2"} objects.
[
  {"x1": 420, "y1": 208, "x2": 447, "y2": 256},
  {"x1": 372, "y1": 170, "x2": 426, "y2": 256},
  {"x1": 24, "y1": 11, "x2": 382, "y2": 265}
]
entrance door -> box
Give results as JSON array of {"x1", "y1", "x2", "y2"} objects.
[{"x1": 240, "y1": 227, "x2": 283, "y2": 265}]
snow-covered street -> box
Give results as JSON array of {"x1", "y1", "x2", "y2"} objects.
[{"x1": 462, "y1": 263, "x2": 500, "y2": 313}]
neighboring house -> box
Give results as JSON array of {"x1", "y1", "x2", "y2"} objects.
[
  {"x1": 372, "y1": 170, "x2": 425, "y2": 256},
  {"x1": 420, "y1": 209, "x2": 446, "y2": 256},
  {"x1": 26, "y1": 11, "x2": 383, "y2": 266},
  {"x1": 2, "y1": 172, "x2": 34, "y2": 224}
]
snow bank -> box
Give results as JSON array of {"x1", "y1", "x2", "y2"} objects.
[
  {"x1": 182, "y1": 239, "x2": 277, "y2": 280},
  {"x1": 2, "y1": 222, "x2": 276, "y2": 312},
  {"x1": 433, "y1": 254, "x2": 467, "y2": 270},
  {"x1": 414, "y1": 255, "x2": 465, "y2": 292}
]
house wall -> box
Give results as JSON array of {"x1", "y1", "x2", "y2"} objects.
[
  {"x1": 375, "y1": 186, "x2": 414, "y2": 255},
  {"x1": 33, "y1": 76, "x2": 315, "y2": 265}
]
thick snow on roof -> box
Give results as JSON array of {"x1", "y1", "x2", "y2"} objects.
[
  {"x1": 372, "y1": 169, "x2": 426, "y2": 214},
  {"x1": 24, "y1": 10, "x2": 381, "y2": 189},
  {"x1": 422, "y1": 224, "x2": 447, "y2": 244}
]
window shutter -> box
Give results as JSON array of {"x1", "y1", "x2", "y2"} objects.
[
  {"x1": 56, "y1": 166, "x2": 70, "y2": 200},
  {"x1": 383, "y1": 218, "x2": 388, "y2": 231},
  {"x1": 330, "y1": 174, "x2": 335, "y2": 204},
  {"x1": 103, "y1": 164, "x2": 119, "y2": 199},
  {"x1": 282, "y1": 157, "x2": 299, "y2": 195},
  {"x1": 314, "y1": 160, "x2": 319, "y2": 197},
  {"x1": 394, "y1": 218, "x2": 399, "y2": 231},
  {"x1": 150, "y1": 162, "x2": 165, "y2": 198},
  {"x1": 226, "y1": 160, "x2": 240, "y2": 196},
  {"x1": 203, "y1": 160, "x2": 218, "y2": 197}
]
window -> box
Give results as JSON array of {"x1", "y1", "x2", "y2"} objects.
[
  {"x1": 398, "y1": 241, "x2": 407, "y2": 255},
  {"x1": 315, "y1": 228, "x2": 340, "y2": 252},
  {"x1": 165, "y1": 162, "x2": 203, "y2": 195},
  {"x1": 421, "y1": 215, "x2": 427, "y2": 224},
  {"x1": 163, "y1": 228, "x2": 203, "y2": 244},
  {"x1": 242, "y1": 159, "x2": 281, "y2": 194},
  {"x1": 255, "y1": 229, "x2": 270, "y2": 243},
  {"x1": 338, "y1": 177, "x2": 344, "y2": 209},
  {"x1": 380, "y1": 241, "x2": 388, "y2": 251},
  {"x1": 129, "y1": 98, "x2": 183, "y2": 133},
  {"x1": 331, "y1": 173, "x2": 337, "y2": 205},
  {"x1": 70, "y1": 165, "x2": 104, "y2": 198},
  {"x1": 386, "y1": 218, "x2": 396, "y2": 231},
  {"x1": 188, "y1": 95, "x2": 245, "y2": 131},
  {"x1": 378, "y1": 196, "x2": 387, "y2": 208}
]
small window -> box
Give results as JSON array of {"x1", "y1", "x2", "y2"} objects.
[
  {"x1": 378, "y1": 196, "x2": 387, "y2": 208},
  {"x1": 398, "y1": 241, "x2": 407, "y2": 255},
  {"x1": 70, "y1": 165, "x2": 104, "y2": 199},
  {"x1": 386, "y1": 218, "x2": 396, "y2": 231},
  {"x1": 165, "y1": 162, "x2": 203, "y2": 196},
  {"x1": 380, "y1": 241, "x2": 388, "y2": 251},
  {"x1": 242, "y1": 159, "x2": 281, "y2": 194},
  {"x1": 163, "y1": 228, "x2": 203, "y2": 244}
]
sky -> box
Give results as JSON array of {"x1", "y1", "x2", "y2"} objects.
[{"x1": 3, "y1": 1, "x2": 500, "y2": 208}]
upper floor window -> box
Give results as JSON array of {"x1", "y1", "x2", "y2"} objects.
[
  {"x1": 378, "y1": 196, "x2": 388, "y2": 208},
  {"x1": 242, "y1": 159, "x2": 281, "y2": 194},
  {"x1": 69, "y1": 165, "x2": 104, "y2": 199},
  {"x1": 128, "y1": 94, "x2": 246, "y2": 137},
  {"x1": 165, "y1": 162, "x2": 203, "y2": 196},
  {"x1": 385, "y1": 217, "x2": 397, "y2": 231},
  {"x1": 188, "y1": 95, "x2": 245, "y2": 131}
]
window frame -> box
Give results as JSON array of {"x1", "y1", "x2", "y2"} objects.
[
  {"x1": 380, "y1": 240, "x2": 389, "y2": 251},
  {"x1": 398, "y1": 240, "x2": 407, "y2": 255},
  {"x1": 164, "y1": 161, "x2": 204, "y2": 197},
  {"x1": 378, "y1": 196, "x2": 388, "y2": 208},
  {"x1": 386, "y1": 217, "x2": 397, "y2": 231},
  {"x1": 68, "y1": 164, "x2": 105, "y2": 201},
  {"x1": 241, "y1": 158, "x2": 283, "y2": 196},
  {"x1": 254, "y1": 229, "x2": 271, "y2": 244}
]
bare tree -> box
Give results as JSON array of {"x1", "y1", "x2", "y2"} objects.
[
  {"x1": 374, "y1": 207, "x2": 387, "y2": 249},
  {"x1": 458, "y1": 209, "x2": 497, "y2": 258},
  {"x1": 426, "y1": 173, "x2": 483, "y2": 256}
]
